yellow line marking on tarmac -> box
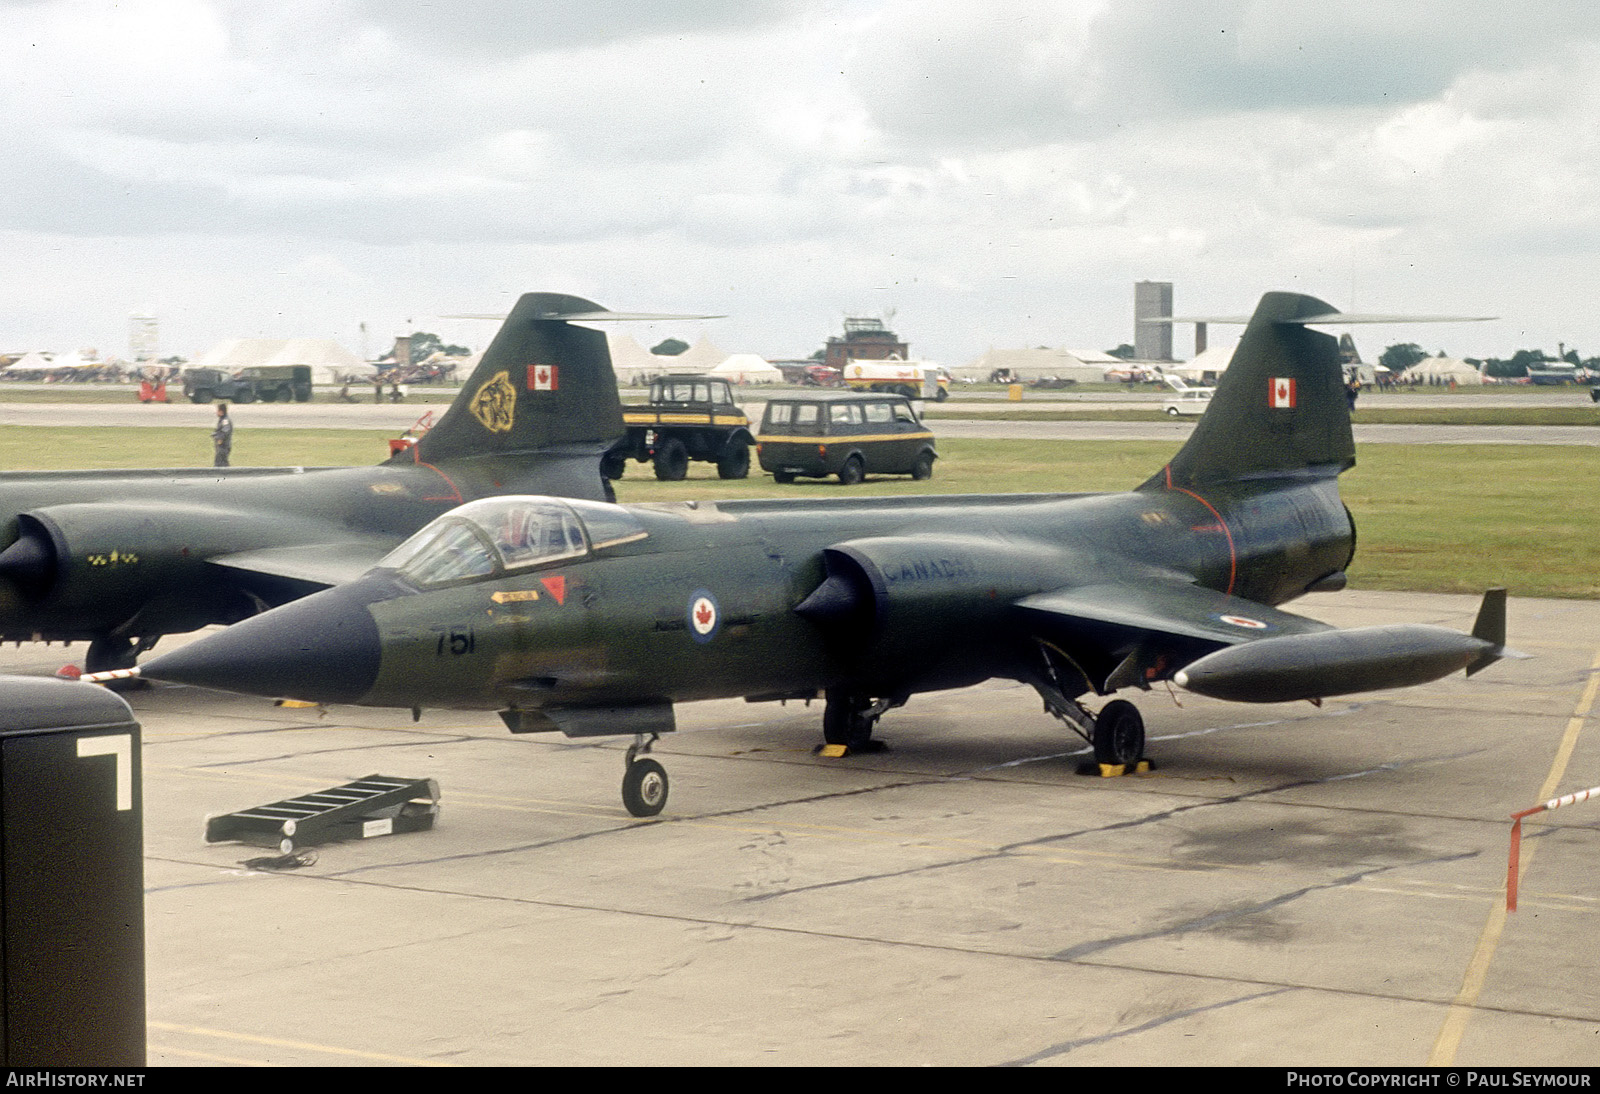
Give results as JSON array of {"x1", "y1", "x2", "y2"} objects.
[
  {"x1": 146, "y1": 1020, "x2": 454, "y2": 1066},
  {"x1": 1428, "y1": 645, "x2": 1600, "y2": 1066}
]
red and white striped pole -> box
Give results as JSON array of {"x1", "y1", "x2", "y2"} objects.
[{"x1": 1507, "y1": 784, "x2": 1600, "y2": 911}]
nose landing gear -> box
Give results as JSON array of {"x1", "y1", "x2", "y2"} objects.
[
  {"x1": 820, "y1": 687, "x2": 904, "y2": 755},
  {"x1": 622, "y1": 733, "x2": 669, "y2": 817}
]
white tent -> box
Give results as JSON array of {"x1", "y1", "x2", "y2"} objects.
[
  {"x1": 710, "y1": 354, "x2": 782, "y2": 384},
  {"x1": 951, "y1": 347, "x2": 1110, "y2": 383},
  {"x1": 1162, "y1": 343, "x2": 1236, "y2": 384},
  {"x1": 193, "y1": 338, "x2": 372, "y2": 384},
  {"x1": 0, "y1": 351, "x2": 55, "y2": 372},
  {"x1": 670, "y1": 335, "x2": 729, "y2": 373},
  {"x1": 1396, "y1": 356, "x2": 1484, "y2": 386},
  {"x1": 605, "y1": 332, "x2": 674, "y2": 384},
  {"x1": 268, "y1": 339, "x2": 372, "y2": 383},
  {"x1": 43, "y1": 350, "x2": 98, "y2": 370}
]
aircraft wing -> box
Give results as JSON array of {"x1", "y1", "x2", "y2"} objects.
[
  {"x1": 206, "y1": 540, "x2": 396, "y2": 589},
  {"x1": 1015, "y1": 580, "x2": 1333, "y2": 648}
]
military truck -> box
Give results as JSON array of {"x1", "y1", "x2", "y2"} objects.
[
  {"x1": 603, "y1": 375, "x2": 754, "y2": 481},
  {"x1": 183, "y1": 365, "x2": 314, "y2": 404}
]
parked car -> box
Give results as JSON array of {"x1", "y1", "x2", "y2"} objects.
[
  {"x1": 756, "y1": 392, "x2": 936, "y2": 484},
  {"x1": 1162, "y1": 387, "x2": 1214, "y2": 416}
]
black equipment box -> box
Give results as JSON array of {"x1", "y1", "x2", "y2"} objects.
[{"x1": 0, "y1": 676, "x2": 144, "y2": 1066}]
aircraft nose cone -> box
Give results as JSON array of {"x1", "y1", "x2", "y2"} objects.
[{"x1": 142, "y1": 582, "x2": 385, "y2": 704}]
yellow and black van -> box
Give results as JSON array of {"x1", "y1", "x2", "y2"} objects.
[{"x1": 756, "y1": 392, "x2": 937, "y2": 484}]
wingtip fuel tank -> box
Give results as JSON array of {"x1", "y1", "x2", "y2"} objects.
[{"x1": 1173, "y1": 613, "x2": 1504, "y2": 704}]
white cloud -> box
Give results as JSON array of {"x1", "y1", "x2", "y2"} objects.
[{"x1": 2, "y1": 0, "x2": 1600, "y2": 364}]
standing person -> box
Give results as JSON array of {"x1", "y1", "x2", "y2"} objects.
[{"x1": 212, "y1": 401, "x2": 233, "y2": 467}]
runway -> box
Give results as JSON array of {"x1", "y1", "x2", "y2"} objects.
[
  {"x1": 929, "y1": 419, "x2": 1600, "y2": 446},
  {"x1": 13, "y1": 589, "x2": 1598, "y2": 1065},
  {"x1": 2, "y1": 397, "x2": 1598, "y2": 446}
]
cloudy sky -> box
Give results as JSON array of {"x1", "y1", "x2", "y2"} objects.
[{"x1": 3, "y1": 0, "x2": 1598, "y2": 365}]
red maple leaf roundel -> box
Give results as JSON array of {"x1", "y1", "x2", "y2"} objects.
[{"x1": 689, "y1": 592, "x2": 718, "y2": 640}]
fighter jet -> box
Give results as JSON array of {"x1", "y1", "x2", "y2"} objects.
[
  {"x1": 0, "y1": 292, "x2": 646, "y2": 673},
  {"x1": 132, "y1": 292, "x2": 1512, "y2": 816}
]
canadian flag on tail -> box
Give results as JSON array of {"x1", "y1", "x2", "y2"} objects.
[
  {"x1": 1269, "y1": 376, "x2": 1296, "y2": 408},
  {"x1": 528, "y1": 364, "x2": 558, "y2": 391}
]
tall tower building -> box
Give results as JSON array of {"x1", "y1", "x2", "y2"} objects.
[
  {"x1": 128, "y1": 314, "x2": 159, "y2": 362},
  {"x1": 1133, "y1": 281, "x2": 1173, "y2": 361}
]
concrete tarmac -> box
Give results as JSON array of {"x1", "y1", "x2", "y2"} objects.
[{"x1": 6, "y1": 589, "x2": 1596, "y2": 1066}]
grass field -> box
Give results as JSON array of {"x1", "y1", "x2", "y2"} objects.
[{"x1": 0, "y1": 427, "x2": 1590, "y2": 598}]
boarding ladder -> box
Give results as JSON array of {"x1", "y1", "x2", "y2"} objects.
[{"x1": 205, "y1": 774, "x2": 439, "y2": 853}]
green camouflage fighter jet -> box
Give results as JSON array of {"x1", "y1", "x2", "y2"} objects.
[
  {"x1": 0, "y1": 292, "x2": 661, "y2": 673},
  {"x1": 135, "y1": 292, "x2": 1512, "y2": 816}
]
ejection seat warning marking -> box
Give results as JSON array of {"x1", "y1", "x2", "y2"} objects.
[
  {"x1": 77, "y1": 734, "x2": 133, "y2": 810},
  {"x1": 688, "y1": 589, "x2": 720, "y2": 643}
]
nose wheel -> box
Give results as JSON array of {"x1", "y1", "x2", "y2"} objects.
[
  {"x1": 622, "y1": 734, "x2": 669, "y2": 817},
  {"x1": 820, "y1": 688, "x2": 903, "y2": 754}
]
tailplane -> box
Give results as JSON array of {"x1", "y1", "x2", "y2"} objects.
[{"x1": 400, "y1": 293, "x2": 627, "y2": 466}]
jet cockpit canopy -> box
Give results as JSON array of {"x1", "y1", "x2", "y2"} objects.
[{"x1": 379, "y1": 496, "x2": 647, "y2": 587}]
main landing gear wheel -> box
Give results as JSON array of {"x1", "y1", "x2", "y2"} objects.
[
  {"x1": 621, "y1": 759, "x2": 669, "y2": 817},
  {"x1": 1093, "y1": 699, "x2": 1145, "y2": 766}
]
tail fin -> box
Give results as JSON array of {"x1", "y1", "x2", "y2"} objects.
[
  {"x1": 1466, "y1": 587, "x2": 1508, "y2": 677},
  {"x1": 1142, "y1": 291, "x2": 1353, "y2": 491},
  {"x1": 399, "y1": 293, "x2": 626, "y2": 466}
]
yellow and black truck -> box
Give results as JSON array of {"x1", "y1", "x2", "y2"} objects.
[{"x1": 603, "y1": 375, "x2": 755, "y2": 481}]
